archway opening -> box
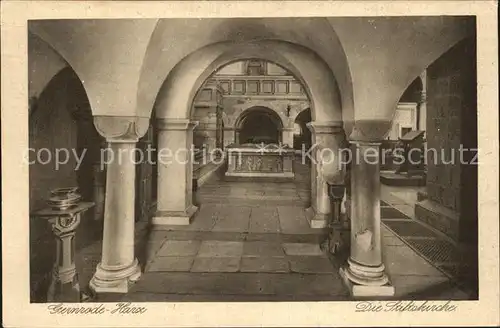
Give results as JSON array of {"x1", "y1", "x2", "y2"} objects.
[{"x1": 236, "y1": 106, "x2": 283, "y2": 144}]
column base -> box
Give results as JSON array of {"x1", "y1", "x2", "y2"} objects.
[
  {"x1": 339, "y1": 260, "x2": 395, "y2": 297},
  {"x1": 305, "y1": 207, "x2": 328, "y2": 228},
  {"x1": 152, "y1": 205, "x2": 199, "y2": 225},
  {"x1": 89, "y1": 258, "x2": 141, "y2": 294}
]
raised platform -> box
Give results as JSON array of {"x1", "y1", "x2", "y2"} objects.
[{"x1": 380, "y1": 170, "x2": 426, "y2": 187}]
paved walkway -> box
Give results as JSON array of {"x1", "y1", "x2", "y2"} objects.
[{"x1": 72, "y1": 161, "x2": 473, "y2": 302}]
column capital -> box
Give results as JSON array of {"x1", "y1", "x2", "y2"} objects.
[
  {"x1": 157, "y1": 118, "x2": 199, "y2": 131},
  {"x1": 348, "y1": 119, "x2": 392, "y2": 143},
  {"x1": 93, "y1": 115, "x2": 150, "y2": 143},
  {"x1": 306, "y1": 121, "x2": 343, "y2": 134}
]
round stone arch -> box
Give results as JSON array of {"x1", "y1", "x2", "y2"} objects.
[{"x1": 154, "y1": 40, "x2": 342, "y2": 123}]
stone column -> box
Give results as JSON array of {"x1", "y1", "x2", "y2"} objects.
[
  {"x1": 339, "y1": 137, "x2": 395, "y2": 296},
  {"x1": 282, "y1": 127, "x2": 294, "y2": 147},
  {"x1": 89, "y1": 116, "x2": 149, "y2": 293},
  {"x1": 153, "y1": 118, "x2": 199, "y2": 225},
  {"x1": 305, "y1": 121, "x2": 345, "y2": 228}
]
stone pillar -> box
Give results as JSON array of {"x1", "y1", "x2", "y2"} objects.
[
  {"x1": 339, "y1": 136, "x2": 395, "y2": 296},
  {"x1": 153, "y1": 118, "x2": 199, "y2": 225},
  {"x1": 282, "y1": 127, "x2": 294, "y2": 147},
  {"x1": 418, "y1": 70, "x2": 427, "y2": 131},
  {"x1": 305, "y1": 121, "x2": 345, "y2": 228},
  {"x1": 224, "y1": 127, "x2": 236, "y2": 147},
  {"x1": 89, "y1": 116, "x2": 149, "y2": 293}
]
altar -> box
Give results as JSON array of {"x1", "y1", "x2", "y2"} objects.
[{"x1": 224, "y1": 143, "x2": 295, "y2": 181}]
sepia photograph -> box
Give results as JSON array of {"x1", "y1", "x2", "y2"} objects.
[{"x1": 1, "y1": 1, "x2": 498, "y2": 327}]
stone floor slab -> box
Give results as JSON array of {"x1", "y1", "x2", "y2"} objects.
[
  {"x1": 288, "y1": 256, "x2": 335, "y2": 274},
  {"x1": 257, "y1": 273, "x2": 348, "y2": 296},
  {"x1": 142, "y1": 240, "x2": 165, "y2": 262},
  {"x1": 212, "y1": 206, "x2": 251, "y2": 232},
  {"x1": 383, "y1": 236, "x2": 406, "y2": 246},
  {"x1": 162, "y1": 230, "x2": 205, "y2": 240},
  {"x1": 390, "y1": 274, "x2": 451, "y2": 298},
  {"x1": 130, "y1": 272, "x2": 347, "y2": 298},
  {"x1": 197, "y1": 240, "x2": 244, "y2": 257},
  {"x1": 240, "y1": 257, "x2": 290, "y2": 273},
  {"x1": 145, "y1": 230, "x2": 170, "y2": 240},
  {"x1": 277, "y1": 206, "x2": 313, "y2": 234},
  {"x1": 381, "y1": 224, "x2": 395, "y2": 237},
  {"x1": 201, "y1": 231, "x2": 247, "y2": 241},
  {"x1": 131, "y1": 272, "x2": 261, "y2": 295},
  {"x1": 156, "y1": 240, "x2": 201, "y2": 257},
  {"x1": 245, "y1": 233, "x2": 282, "y2": 242},
  {"x1": 191, "y1": 257, "x2": 241, "y2": 272},
  {"x1": 120, "y1": 292, "x2": 349, "y2": 302},
  {"x1": 283, "y1": 243, "x2": 324, "y2": 256},
  {"x1": 187, "y1": 204, "x2": 219, "y2": 231},
  {"x1": 281, "y1": 233, "x2": 326, "y2": 244},
  {"x1": 381, "y1": 206, "x2": 410, "y2": 219}
]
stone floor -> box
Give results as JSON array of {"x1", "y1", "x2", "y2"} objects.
[
  {"x1": 380, "y1": 184, "x2": 478, "y2": 298},
  {"x1": 71, "y1": 161, "x2": 474, "y2": 303}
]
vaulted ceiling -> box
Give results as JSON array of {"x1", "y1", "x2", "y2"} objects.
[{"x1": 28, "y1": 17, "x2": 475, "y2": 137}]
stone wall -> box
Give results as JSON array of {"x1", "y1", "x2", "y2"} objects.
[
  {"x1": 29, "y1": 68, "x2": 104, "y2": 301},
  {"x1": 415, "y1": 36, "x2": 477, "y2": 243}
]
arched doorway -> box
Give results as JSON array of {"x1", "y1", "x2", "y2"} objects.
[
  {"x1": 293, "y1": 108, "x2": 312, "y2": 150},
  {"x1": 29, "y1": 67, "x2": 104, "y2": 301},
  {"x1": 235, "y1": 106, "x2": 283, "y2": 144}
]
